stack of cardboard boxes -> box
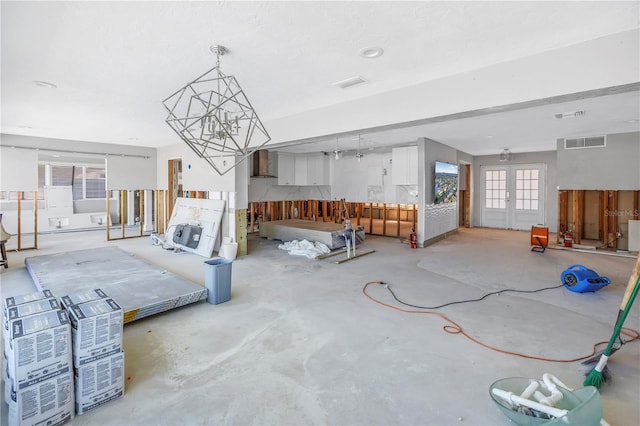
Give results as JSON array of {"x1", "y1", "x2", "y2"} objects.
[
  {"x1": 61, "y1": 289, "x2": 125, "y2": 415},
  {"x1": 3, "y1": 290, "x2": 75, "y2": 426},
  {"x1": 3, "y1": 289, "x2": 125, "y2": 425}
]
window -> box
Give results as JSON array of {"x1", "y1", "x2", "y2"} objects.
[
  {"x1": 85, "y1": 167, "x2": 106, "y2": 198},
  {"x1": 515, "y1": 169, "x2": 539, "y2": 210},
  {"x1": 48, "y1": 163, "x2": 106, "y2": 200},
  {"x1": 485, "y1": 170, "x2": 506, "y2": 209}
]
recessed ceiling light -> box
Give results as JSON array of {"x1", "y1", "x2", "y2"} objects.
[
  {"x1": 18, "y1": 125, "x2": 33, "y2": 129},
  {"x1": 359, "y1": 47, "x2": 384, "y2": 59},
  {"x1": 32, "y1": 80, "x2": 57, "y2": 88},
  {"x1": 624, "y1": 119, "x2": 639, "y2": 123}
]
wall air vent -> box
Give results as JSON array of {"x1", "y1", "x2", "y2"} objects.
[
  {"x1": 332, "y1": 75, "x2": 367, "y2": 89},
  {"x1": 564, "y1": 136, "x2": 606, "y2": 149}
]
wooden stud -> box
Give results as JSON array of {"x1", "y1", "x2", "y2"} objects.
[
  {"x1": 557, "y1": 190, "x2": 568, "y2": 244},
  {"x1": 382, "y1": 203, "x2": 387, "y2": 236},
  {"x1": 413, "y1": 204, "x2": 417, "y2": 232},
  {"x1": 106, "y1": 190, "x2": 112, "y2": 240},
  {"x1": 235, "y1": 209, "x2": 248, "y2": 256},
  {"x1": 609, "y1": 191, "x2": 618, "y2": 249},
  {"x1": 633, "y1": 191, "x2": 639, "y2": 221},
  {"x1": 33, "y1": 192, "x2": 38, "y2": 249},
  {"x1": 397, "y1": 204, "x2": 401, "y2": 236},
  {"x1": 368, "y1": 203, "x2": 373, "y2": 235},
  {"x1": 17, "y1": 193, "x2": 21, "y2": 249},
  {"x1": 598, "y1": 191, "x2": 606, "y2": 243}
]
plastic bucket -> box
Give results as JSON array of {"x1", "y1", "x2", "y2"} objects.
[{"x1": 204, "y1": 257, "x2": 232, "y2": 304}]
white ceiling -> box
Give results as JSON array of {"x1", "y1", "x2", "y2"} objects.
[{"x1": 1, "y1": 1, "x2": 639, "y2": 157}]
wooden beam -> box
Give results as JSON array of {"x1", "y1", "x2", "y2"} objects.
[
  {"x1": 382, "y1": 203, "x2": 387, "y2": 236},
  {"x1": 369, "y1": 203, "x2": 373, "y2": 235},
  {"x1": 633, "y1": 191, "x2": 639, "y2": 221},
  {"x1": 557, "y1": 190, "x2": 568, "y2": 244},
  {"x1": 33, "y1": 193, "x2": 38, "y2": 249},
  {"x1": 17, "y1": 193, "x2": 21, "y2": 249},
  {"x1": 611, "y1": 191, "x2": 618, "y2": 249},
  {"x1": 598, "y1": 191, "x2": 605, "y2": 243},
  {"x1": 397, "y1": 204, "x2": 401, "y2": 236},
  {"x1": 571, "y1": 190, "x2": 584, "y2": 245},
  {"x1": 235, "y1": 209, "x2": 248, "y2": 256}
]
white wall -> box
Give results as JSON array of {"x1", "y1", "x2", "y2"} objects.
[
  {"x1": 156, "y1": 142, "x2": 241, "y2": 192},
  {"x1": 417, "y1": 138, "x2": 461, "y2": 244},
  {"x1": 330, "y1": 152, "x2": 398, "y2": 203},
  {"x1": 556, "y1": 132, "x2": 640, "y2": 190},
  {"x1": 248, "y1": 177, "x2": 331, "y2": 202}
]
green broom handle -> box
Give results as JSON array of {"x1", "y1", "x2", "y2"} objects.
[{"x1": 603, "y1": 275, "x2": 640, "y2": 355}]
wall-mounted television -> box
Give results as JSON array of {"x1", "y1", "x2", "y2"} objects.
[{"x1": 434, "y1": 161, "x2": 458, "y2": 204}]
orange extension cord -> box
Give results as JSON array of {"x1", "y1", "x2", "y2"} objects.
[{"x1": 362, "y1": 281, "x2": 640, "y2": 363}]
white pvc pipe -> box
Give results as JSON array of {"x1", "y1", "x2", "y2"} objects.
[
  {"x1": 519, "y1": 381, "x2": 539, "y2": 400},
  {"x1": 492, "y1": 388, "x2": 568, "y2": 418}
]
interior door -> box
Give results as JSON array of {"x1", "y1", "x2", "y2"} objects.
[{"x1": 481, "y1": 164, "x2": 545, "y2": 230}]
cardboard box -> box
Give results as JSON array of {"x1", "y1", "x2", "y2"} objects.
[
  {"x1": 65, "y1": 298, "x2": 123, "y2": 366},
  {"x1": 59, "y1": 289, "x2": 109, "y2": 311},
  {"x1": 74, "y1": 351, "x2": 125, "y2": 415},
  {"x1": 4, "y1": 298, "x2": 60, "y2": 359},
  {"x1": 4, "y1": 290, "x2": 55, "y2": 313},
  {"x1": 6, "y1": 310, "x2": 73, "y2": 394},
  {"x1": 8, "y1": 368, "x2": 74, "y2": 426}
]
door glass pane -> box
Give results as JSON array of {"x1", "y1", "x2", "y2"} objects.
[
  {"x1": 485, "y1": 169, "x2": 507, "y2": 209},
  {"x1": 515, "y1": 168, "x2": 539, "y2": 210}
]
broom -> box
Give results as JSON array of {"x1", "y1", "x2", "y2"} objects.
[{"x1": 584, "y1": 254, "x2": 640, "y2": 389}]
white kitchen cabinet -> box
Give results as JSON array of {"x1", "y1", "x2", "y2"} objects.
[
  {"x1": 278, "y1": 152, "x2": 329, "y2": 186},
  {"x1": 277, "y1": 152, "x2": 296, "y2": 185},
  {"x1": 294, "y1": 155, "x2": 308, "y2": 185},
  {"x1": 392, "y1": 146, "x2": 418, "y2": 185},
  {"x1": 306, "y1": 154, "x2": 329, "y2": 185}
]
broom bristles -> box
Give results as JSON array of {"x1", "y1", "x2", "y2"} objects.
[{"x1": 584, "y1": 367, "x2": 605, "y2": 388}]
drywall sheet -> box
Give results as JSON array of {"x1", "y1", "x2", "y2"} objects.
[
  {"x1": 259, "y1": 219, "x2": 365, "y2": 249},
  {"x1": 0, "y1": 146, "x2": 38, "y2": 191},
  {"x1": 107, "y1": 156, "x2": 155, "y2": 190},
  {"x1": 165, "y1": 197, "x2": 226, "y2": 257},
  {"x1": 25, "y1": 247, "x2": 207, "y2": 324}
]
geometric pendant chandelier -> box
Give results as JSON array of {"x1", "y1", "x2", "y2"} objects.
[{"x1": 162, "y1": 45, "x2": 271, "y2": 175}]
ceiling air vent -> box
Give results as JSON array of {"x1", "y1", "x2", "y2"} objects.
[
  {"x1": 564, "y1": 136, "x2": 606, "y2": 149},
  {"x1": 332, "y1": 75, "x2": 367, "y2": 89}
]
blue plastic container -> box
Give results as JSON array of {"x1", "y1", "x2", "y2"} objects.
[
  {"x1": 204, "y1": 257, "x2": 232, "y2": 304},
  {"x1": 561, "y1": 264, "x2": 610, "y2": 293}
]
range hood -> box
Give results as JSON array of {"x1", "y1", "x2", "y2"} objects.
[{"x1": 252, "y1": 150, "x2": 275, "y2": 177}]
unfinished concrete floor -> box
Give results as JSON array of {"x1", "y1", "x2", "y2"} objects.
[{"x1": 1, "y1": 228, "x2": 639, "y2": 425}]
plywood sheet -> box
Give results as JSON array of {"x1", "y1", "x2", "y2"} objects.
[{"x1": 25, "y1": 247, "x2": 207, "y2": 323}]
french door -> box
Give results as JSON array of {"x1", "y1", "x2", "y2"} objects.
[{"x1": 481, "y1": 164, "x2": 545, "y2": 230}]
